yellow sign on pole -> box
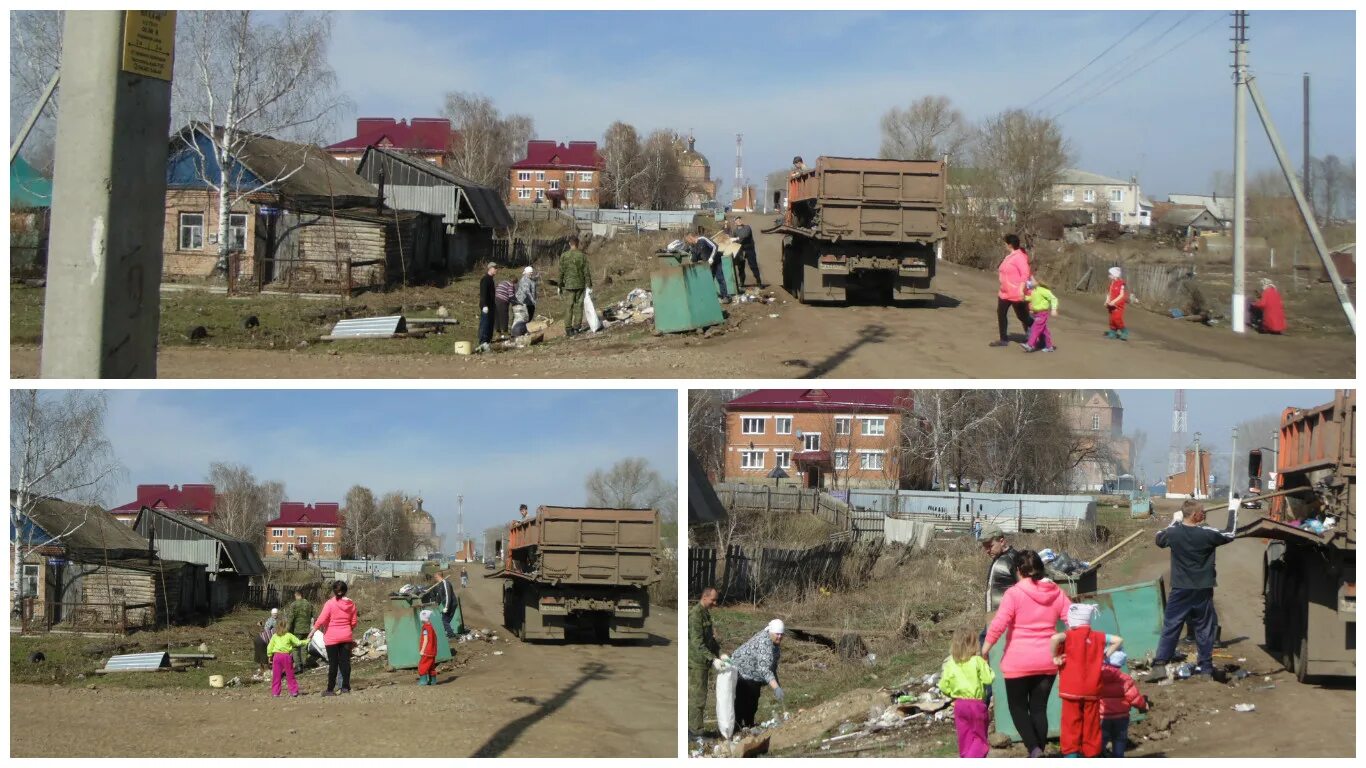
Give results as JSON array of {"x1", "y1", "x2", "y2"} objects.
[{"x1": 120, "y1": 11, "x2": 176, "y2": 81}]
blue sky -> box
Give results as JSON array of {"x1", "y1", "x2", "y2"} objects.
[
  {"x1": 325, "y1": 9, "x2": 1355, "y2": 201},
  {"x1": 96, "y1": 389, "x2": 677, "y2": 541}
]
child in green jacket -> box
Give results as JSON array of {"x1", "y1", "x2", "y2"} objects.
[
  {"x1": 1023, "y1": 279, "x2": 1059, "y2": 353},
  {"x1": 940, "y1": 627, "x2": 995, "y2": 757},
  {"x1": 267, "y1": 623, "x2": 308, "y2": 697}
]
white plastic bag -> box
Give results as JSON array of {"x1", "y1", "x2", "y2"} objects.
[
  {"x1": 583, "y1": 288, "x2": 602, "y2": 333},
  {"x1": 716, "y1": 667, "x2": 738, "y2": 739},
  {"x1": 308, "y1": 629, "x2": 327, "y2": 658}
]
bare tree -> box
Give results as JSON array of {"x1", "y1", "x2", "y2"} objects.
[
  {"x1": 340, "y1": 484, "x2": 380, "y2": 559},
  {"x1": 442, "y1": 91, "x2": 534, "y2": 194},
  {"x1": 971, "y1": 109, "x2": 1071, "y2": 240},
  {"x1": 8, "y1": 10, "x2": 64, "y2": 166},
  {"x1": 373, "y1": 491, "x2": 418, "y2": 560},
  {"x1": 878, "y1": 95, "x2": 970, "y2": 162},
  {"x1": 1311, "y1": 154, "x2": 1348, "y2": 223},
  {"x1": 10, "y1": 390, "x2": 124, "y2": 599},
  {"x1": 638, "y1": 129, "x2": 687, "y2": 210},
  {"x1": 599, "y1": 121, "x2": 648, "y2": 208},
  {"x1": 207, "y1": 462, "x2": 284, "y2": 548},
  {"x1": 903, "y1": 390, "x2": 999, "y2": 496},
  {"x1": 586, "y1": 458, "x2": 675, "y2": 512},
  {"x1": 687, "y1": 389, "x2": 751, "y2": 483}
]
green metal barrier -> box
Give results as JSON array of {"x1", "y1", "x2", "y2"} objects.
[{"x1": 650, "y1": 260, "x2": 725, "y2": 333}]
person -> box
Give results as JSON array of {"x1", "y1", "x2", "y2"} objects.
[
  {"x1": 971, "y1": 517, "x2": 983, "y2": 542},
  {"x1": 460, "y1": 568, "x2": 469, "y2": 589},
  {"x1": 730, "y1": 217, "x2": 762, "y2": 289},
  {"x1": 1098, "y1": 650, "x2": 1149, "y2": 757},
  {"x1": 286, "y1": 589, "x2": 315, "y2": 673},
  {"x1": 519, "y1": 503, "x2": 530, "y2": 520},
  {"x1": 1249, "y1": 277, "x2": 1286, "y2": 334},
  {"x1": 686, "y1": 232, "x2": 729, "y2": 303},
  {"x1": 990, "y1": 234, "x2": 1032, "y2": 347},
  {"x1": 939, "y1": 626, "x2": 995, "y2": 758},
  {"x1": 516, "y1": 265, "x2": 538, "y2": 320},
  {"x1": 1152, "y1": 498, "x2": 1236, "y2": 677},
  {"x1": 784, "y1": 156, "x2": 808, "y2": 226},
  {"x1": 981, "y1": 549, "x2": 1073, "y2": 759},
  {"x1": 267, "y1": 621, "x2": 309, "y2": 697},
  {"x1": 417, "y1": 608, "x2": 439, "y2": 686},
  {"x1": 1049, "y1": 603, "x2": 1123, "y2": 758},
  {"x1": 313, "y1": 580, "x2": 358, "y2": 696},
  {"x1": 253, "y1": 607, "x2": 280, "y2": 679},
  {"x1": 729, "y1": 619, "x2": 785, "y2": 729},
  {"x1": 477, "y1": 262, "x2": 497, "y2": 352},
  {"x1": 1104, "y1": 266, "x2": 1128, "y2": 341},
  {"x1": 558, "y1": 236, "x2": 592, "y2": 336},
  {"x1": 1021, "y1": 278, "x2": 1059, "y2": 353},
  {"x1": 494, "y1": 276, "x2": 516, "y2": 339},
  {"x1": 981, "y1": 526, "x2": 1021, "y2": 614},
  {"x1": 688, "y1": 587, "x2": 723, "y2": 737},
  {"x1": 423, "y1": 570, "x2": 459, "y2": 639}
]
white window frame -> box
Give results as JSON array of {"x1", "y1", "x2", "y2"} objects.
[
  {"x1": 296, "y1": 535, "x2": 307, "y2": 545},
  {"x1": 803, "y1": 432, "x2": 822, "y2": 451},
  {"x1": 287, "y1": 543, "x2": 295, "y2": 553},
  {"x1": 1092, "y1": 414, "x2": 1101, "y2": 431},
  {"x1": 834, "y1": 417, "x2": 851, "y2": 436},
  {"x1": 272, "y1": 528, "x2": 283, "y2": 537},
  {"x1": 1062, "y1": 188, "x2": 1074, "y2": 203},
  {"x1": 536, "y1": 171, "x2": 545, "y2": 181},
  {"x1": 1109, "y1": 211, "x2": 1122, "y2": 223},
  {"x1": 228, "y1": 213, "x2": 248, "y2": 252},
  {"x1": 741, "y1": 416, "x2": 766, "y2": 435},
  {"x1": 324, "y1": 543, "x2": 335, "y2": 553},
  {"x1": 549, "y1": 179, "x2": 560, "y2": 190},
  {"x1": 860, "y1": 417, "x2": 887, "y2": 437},
  {"x1": 21, "y1": 564, "x2": 39, "y2": 598},
  {"x1": 740, "y1": 450, "x2": 765, "y2": 470},
  {"x1": 287, "y1": 528, "x2": 295, "y2": 537},
  {"x1": 579, "y1": 189, "x2": 591, "y2": 199},
  {"x1": 774, "y1": 416, "x2": 793, "y2": 435},
  {"x1": 774, "y1": 450, "x2": 792, "y2": 469},
  {"x1": 579, "y1": 171, "x2": 593, "y2": 182},
  {"x1": 834, "y1": 450, "x2": 850, "y2": 470},
  {"x1": 312, "y1": 528, "x2": 320, "y2": 538},
  {"x1": 1083, "y1": 189, "x2": 1095, "y2": 203},
  {"x1": 859, "y1": 450, "x2": 886, "y2": 471},
  {"x1": 324, "y1": 528, "x2": 334, "y2": 538},
  {"x1": 535, "y1": 189, "x2": 544, "y2": 202},
  {"x1": 1111, "y1": 189, "x2": 1124, "y2": 203},
  {"x1": 517, "y1": 171, "x2": 532, "y2": 181},
  {"x1": 178, "y1": 212, "x2": 204, "y2": 250},
  {"x1": 272, "y1": 542, "x2": 283, "y2": 553},
  {"x1": 517, "y1": 188, "x2": 531, "y2": 200}
]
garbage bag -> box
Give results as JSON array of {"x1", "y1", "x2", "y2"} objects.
[
  {"x1": 583, "y1": 289, "x2": 602, "y2": 333},
  {"x1": 512, "y1": 304, "x2": 529, "y2": 324},
  {"x1": 308, "y1": 629, "x2": 327, "y2": 659},
  {"x1": 716, "y1": 667, "x2": 738, "y2": 739}
]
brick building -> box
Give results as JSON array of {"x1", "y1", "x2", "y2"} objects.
[
  {"x1": 108, "y1": 483, "x2": 216, "y2": 526},
  {"x1": 1166, "y1": 448, "x2": 1212, "y2": 499},
  {"x1": 326, "y1": 117, "x2": 456, "y2": 168},
  {"x1": 508, "y1": 140, "x2": 601, "y2": 207},
  {"x1": 723, "y1": 390, "x2": 912, "y2": 490},
  {"x1": 1061, "y1": 390, "x2": 1131, "y2": 491},
  {"x1": 264, "y1": 502, "x2": 342, "y2": 559}
]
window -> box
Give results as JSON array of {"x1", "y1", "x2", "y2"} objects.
[
  {"x1": 517, "y1": 188, "x2": 531, "y2": 200},
  {"x1": 740, "y1": 450, "x2": 765, "y2": 469},
  {"x1": 312, "y1": 528, "x2": 320, "y2": 538},
  {"x1": 775, "y1": 417, "x2": 793, "y2": 435},
  {"x1": 1092, "y1": 414, "x2": 1101, "y2": 431},
  {"x1": 549, "y1": 180, "x2": 560, "y2": 190},
  {"x1": 287, "y1": 528, "x2": 294, "y2": 536},
  {"x1": 1111, "y1": 189, "x2": 1124, "y2": 203},
  {"x1": 324, "y1": 528, "x2": 334, "y2": 538},
  {"x1": 272, "y1": 528, "x2": 283, "y2": 537},
  {"x1": 861, "y1": 417, "x2": 887, "y2": 437},
  {"x1": 579, "y1": 189, "x2": 591, "y2": 199},
  {"x1": 518, "y1": 171, "x2": 532, "y2": 181},
  {"x1": 859, "y1": 451, "x2": 885, "y2": 471},
  {"x1": 834, "y1": 450, "x2": 849, "y2": 470},
  {"x1": 287, "y1": 543, "x2": 295, "y2": 553},
  {"x1": 178, "y1": 213, "x2": 204, "y2": 250},
  {"x1": 535, "y1": 189, "x2": 544, "y2": 202},
  {"x1": 297, "y1": 535, "x2": 307, "y2": 544},
  {"x1": 579, "y1": 171, "x2": 593, "y2": 182},
  {"x1": 536, "y1": 171, "x2": 545, "y2": 181},
  {"x1": 834, "y1": 417, "x2": 851, "y2": 435},
  {"x1": 1109, "y1": 212, "x2": 1122, "y2": 223},
  {"x1": 21, "y1": 564, "x2": 38, "y2": 598},
  {"x1": 803, "y1": 433, "x2": 821, "y2": 451},
  {"x1": 1083, "y1": 189, "x2": 1095, "y2": 203},
  {"x1": 228, "y1": 213, "x2": 248, "y2": 251},
  {"x1": 741, "y1": 417, "x2": 765, "y2": 435},
  {"x1": 272, "y1": 543, "x2": 283, "y2": 553},
  {"x1": 324, "y1": 543, "x2": 335, "y2": 553},
  {"x1": 774, "y1": 450, "x2": 792, "y2": 469},
  {"x1": 1062, "y1": 188, "x2": 1074, "y2": 203}
]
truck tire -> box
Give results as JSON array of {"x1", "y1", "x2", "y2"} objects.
[
  {"x1": 1263, "y1": 552, "x2": 1284, "y2": 651},
  {"x1": 1295, "y1": 634, "x2": 1312, "y2": 684},
  {"x1": 503, "y1": 583, "x2": 523, "y2": 636}
]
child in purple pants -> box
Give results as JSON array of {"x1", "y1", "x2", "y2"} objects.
[
  {"x1": 266, "y1": 623, "x2": 308, "y2": 697},
  {"x1": 940, "y1": 627, "x2": 995, "y2": 757},
  {"x1": 1022, "y1": 279, "x2": 1059, "y2": 352}
]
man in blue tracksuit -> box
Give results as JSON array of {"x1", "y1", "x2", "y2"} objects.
[{"x1": 1152, "y1": 499, "x2": 1236, "y2": 676}]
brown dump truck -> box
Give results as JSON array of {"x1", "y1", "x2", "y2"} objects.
[
  {"x1": 767, "y1": 156, "x2": 947, "y2": 303},
  {"x1": 1242, "y1": 389, "x2": 1355, "y2": 681},
  {"x1": 490, "y1": 505, "x2": 661, "y2": 641}
]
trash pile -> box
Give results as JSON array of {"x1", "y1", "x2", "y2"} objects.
[
  {"x1": 1039, "y1": 548, "x2": 1091, "y2": 575},
  {"x1": 734, "y1": 289, "x2": 778, "y2": 305},
  {"x1": 353, "y1": 627, "x2": 387, "y2": 660},
  {"x1": 456, "y1": 627, "x2": 500, "y2": 644},
  {"x1": 600, "y1": 288, "x2": 655, "y2": 327},
  {"x1": 1286, "y1": 515, "x2": 1337, "y2": 535}
]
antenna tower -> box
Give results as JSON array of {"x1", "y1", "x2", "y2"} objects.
[{"x1": 1167, "y1": 390, "x2": 1189, "y2": 480}]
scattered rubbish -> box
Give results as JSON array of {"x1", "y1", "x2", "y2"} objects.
[
  {"x1": 197, "y1": 643, "x2": 209, "y2": 653},
  {"x1": 27, "y1": 651, "x2": 45, "y2": 664},
  {"x1": 493, "y1": 651, "x2": 504, "y2": 656},
  {"x1": 1237, "y1": 657, "x2": 1248, "y2": 663},
  {"x1": 863, "y1": 653, "x2": 877, "y2": 666},
  {"x1": 187, "y1": 325, "x2": 209, "y2": 341},
  {"x1": 227, "y1": 676, "x2": 243, "y2": 687},
  {"x1": 1234, "y1": 669, "x2": 1251, "y2": 680},
  {"x1": 1175, "y1": 663, "x2": 1194, "y2": 679},
  {"x1": 1263, "y1": 676, "x2": 1273, "y2": 682},
  {"x1": 453, "y1": 340, "x2": 472, "y2": 355},
  {"x1": 769, "y1": 313, "x2": 780, "y2": 319},
  {"x1": 1252, "y1": 684, "x2": 1276, "y2": 691},
  {"x1": 209, "y1": 675, "x2": 225, "y2": 688},
  {"x1": 241, "y1": 315, "x2": 260, "y2": 329},
  {"x1": 1233, "y1": 703, "x2": 1257, "y2": 713}
]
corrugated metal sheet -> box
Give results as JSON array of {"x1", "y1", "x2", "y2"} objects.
[
  {"x1": 357, "y1": 146, "x2": 512, "y2": 230},
  {"x1": 152, "y1": 539, "x2": 220, "y2": 571},
  {"x1": 103, "y1": 651, "x2": 170, "y2": 672},
  {"x1": 385, "y1": 185, "x2": 461, "y2": 224},
  {"x1": 316, "y1": 559, "x2": 427, "y2": 576},
  {"x1": 847, "y1": 489, "x2": 1095, "y2": 528},
  {"x1": 570, "y1": 209, "x2": 698, "y2": 227},
  {"x1": 330, "y1": 315, "x2": 407, "y2": 338},
  {"x1": 134, "y1": 506, "x2": 267, "y2": 577}
]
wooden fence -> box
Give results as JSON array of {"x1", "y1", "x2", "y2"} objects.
[
  {"x1": 491, "y1": 236, "x2": 570, "y2": 268},
  {"x1": 245, "y1": 582, "x2": 322, "y2": 610},
  {"x1": 712, "y1": 484, "x2": 852, "y2": 531},
  {"x1": 688, "y1": 541, "x2": 880, "y2": 604},
  {"x1": 18, "y1": 598, "x2": 154, "y2": 635}
]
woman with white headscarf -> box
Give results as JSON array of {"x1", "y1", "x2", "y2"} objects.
[
  {"x1": 253, "y1": 607, "x2": 280, "y2": 679},
  {"x1": 728, "y1": 619, "x2": 786, "y2": 728}
]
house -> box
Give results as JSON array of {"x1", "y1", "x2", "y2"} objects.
[
  {"x1": 1060, "y1": 390, "x2": 1131, "y2": 491},
  {"x1": 12, "y1": 493, "x2": 207, "y2": 631},
  {"x1": 1166, "y1": 447, "x2": 1212, "y2": 499},
  {"x1": 264, "y1": 501, "x2": 342, "y2": 559},
  {"x1": 108, "y1": 483, "x2": 216, "y2": 526},
  {"x1": 723, "y1": 390, "x2": 912, "y2": 490},
  {"x1": 508, "y1": 140, "x2": 601, "y2": 208},
  {"x1": 326, "y1": 117, "x2": 456, "y2": 168},
  {"x1": 133, "y1": 506, "x2": 265, "y2": 614},
  {"x1": 1168, "y1": 194, "x2": 1234, "y2": 228},
  {"x1": 164, "y1": 123, "x2": 446, "y2": 289},
  {"x1": 1157, "y1": 206, "x2": 1223, "y2": 237},
  {"x1": 730, "y1": 186, "x2": 758, "y2": 214},
  {"x1": 354, "y1": 145, "x2": 511, "y2": 274},
  {"x1": 1052, "y1": 170, "x2": 1151, "y2": 228}
]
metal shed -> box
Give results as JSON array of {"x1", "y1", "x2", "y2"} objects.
[{"x1": 133, "y1": 506, "x2": 265, "y2": 614}]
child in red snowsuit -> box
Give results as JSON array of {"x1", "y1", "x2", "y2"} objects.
[
  {"x1": 1099, "y1": 650, "x2": 1150, "y2": 757},
  {"x1": 1104, "y1": 266, "x2": 1128, "y2": 340},
  {"x1": 1051, "y1": 604, "x2": 1124, "y2": 758},
  {"x1": 417, "y1": 608, "x2": 438, "y2": 685}
]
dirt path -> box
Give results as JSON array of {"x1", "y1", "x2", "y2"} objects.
[
  {"x1": 10, "y1": 229, "x2": 1352, "y2": 379},
  {"x1": 9, "y1": 573, "x2": 677, "y2": 758}
]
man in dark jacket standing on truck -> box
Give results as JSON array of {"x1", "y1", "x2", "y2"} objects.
[
  {"x1": 688, "y1": 587, "x2": 722, "y2": 737},
  {"x1": 729, "y1": 216, "x2": 762, "y2": 289},
  {"x1": 1152, "y1": 499, "x2": 1236, "y2": 677},
  {"x1": 477, "y1": 262, "x2": 497, "y2": 352}
]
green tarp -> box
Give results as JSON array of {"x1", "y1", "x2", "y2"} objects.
[{"x1": 11, "y1": 156, "x2": 53, "y2": 209}]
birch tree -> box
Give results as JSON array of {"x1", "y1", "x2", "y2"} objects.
[
  {"x1": 879, "y1": 95, "x2": 970, "y2": 162},
  {"x1": 207, "y1": 462, "x2": 284, "y2": 547},
  {"x1": 442, "y1": 91, "x2": 534, "y2": 194},
  {"x1": 341, "y1": 485, "x2": 380, "y2": 559},
  {"x1": 599, "y1": 121, "x2": 648, "y2": 208},
  {"x1": 586, "y1": 458, "x2": 675, "y2": 512},
  {"x1": 8, "y1": 10, "x2": 64, "y2": 167},
  {"x1": 172, "y1": 10, "x2": 346, "y2": 271},
  {"x1": 10, "y1": 390, "x2": 123, "y2": 600},
  {"x1": 638, "y1": 130, "x2": 687, "y2": 210},
  {"x1": 971, "y1": 109, "x2": 1071, "y2": 240}
]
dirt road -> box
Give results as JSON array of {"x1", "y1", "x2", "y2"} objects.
[
  {"x1": 9, "y1": 573, "x2": 677, "y2": 758},
  {"x1": 9, "y1": 228, "x2": 1352, "y2": 379}
]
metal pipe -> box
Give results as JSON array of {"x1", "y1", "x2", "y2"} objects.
[{"x1": 10, "y1": 72, "x2": 60, "y2": 163}]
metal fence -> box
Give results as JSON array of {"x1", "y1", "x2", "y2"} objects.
[
  {"x1": 568, "y1": 208, "x2": 702, "y2": 230},
  {"x1": 847, "y1": 489, "x2": 1096, "y2": 532},
  {"x1": 315, "y1": 559, "x2": 428, "y2": 578}
]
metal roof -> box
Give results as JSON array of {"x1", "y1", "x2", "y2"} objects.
[
  {"x1": 1056, "y1": 169, "x2": 1132, "y2": 186},
  {"x1": 13, "y1": 492, "x2": 151, "y2": 560},
  {"x1": 356, "y1": 146, "x2": 512, "y2": 230},
  {"x1": 102, "y1": 652, "x2": 171, "y2": 672},
  {"x1": 329, "y1": 315, "x2": 407, "y2": 338},
  {"x1": 133, "y1": 506, "x2": 265, "y2": 577}
]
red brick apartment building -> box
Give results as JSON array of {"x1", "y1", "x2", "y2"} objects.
[
  {"x1": 508, "y1": 140, "x2": 601, "y2": 207},
  {"x1": 326, "y1": 117, "x2": 456, "y2": 168},
  {"x1": 264, "y1": 502, "x2": 342, "y2": 558},
  {"x1": 108, "y1": 484, "x2": 215, "y2": 526},
  {"x1": 723, "y1": 390, "x2": 912, "y2": 489}
]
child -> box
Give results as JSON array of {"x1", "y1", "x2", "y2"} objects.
[
  {"x1": 417, "y1": 608, "x2": 438, "y2": 686},
  {"x1": 1022, "y1": 278, "x2": 1059, "y2": 353},
  {"x1": 939, "y1": 626, "x2": 995, "y2": 758},
  {"x1": 1050, "y1": 604, "x2": 1123, "y2": 758},
  {"x1": 1104, "y1": 266, "x2": 1128, "y2": 340},
  {"x1": 266, "y1": 621, "x2": 309, "y2": 697},
  {"x1": 1099, "y1": 651, "x2": 1150, "y2": 758}
]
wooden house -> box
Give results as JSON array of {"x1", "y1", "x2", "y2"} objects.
[{"x1": 133, "y1": 506, "x2": 266, "y2": 614}]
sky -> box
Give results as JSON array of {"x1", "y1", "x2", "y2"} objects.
[
  {"x1": 1114, "y1": 388, "x2": 1337, "y2": 487},
  {"x1": 322, "y1": 9, "x2": 1355, "y2": 202},
  {"x1": 92, "y1": 389, "x2": 677, "y2": 544}
]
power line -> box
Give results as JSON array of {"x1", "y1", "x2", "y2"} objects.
[
  {"x1": 1044, "y1": 11, "x2": 1196, "y2": 117},
  {"x1": 1027, "y1": 11, "x2": 1159, "y2": 110}
]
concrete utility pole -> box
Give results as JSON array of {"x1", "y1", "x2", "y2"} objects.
[
  {"x1": 1228, "y1": 426, "x2": 1239, "y2": 505},
  {"x1": 1231, "y1": 10, "x2": 1248, "y2": 333},
  {"x1": 42, "y1": 11, "x2": 174, "y2": 378},
  {"x1": 1303, "y1": 72, "x2": 1311, "y2": 220}
]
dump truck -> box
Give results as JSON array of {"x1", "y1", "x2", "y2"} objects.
[
  {"x1": 490, "y1": 505, "x2": 661, "y2": 641},
  {"x1": 1241, "y1": 389, "x2": 1355, "y2": 681},
  {"x1": 766, "y1": 156, "x2": 946, "y2": 303}
]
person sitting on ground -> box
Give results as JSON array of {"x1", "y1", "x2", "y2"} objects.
[
  {"x1": 267, "y1": 621, "x2": 309, "y2": 697},
  {"x1": 417, "y1": 609, "x2": 438, "y2": 686},
  {"x1": 728, "y1": 619, "x2": 786, "y2": 729},
  {"x1": 1249, "y1": 277, "x2": 1286, "y2": 334},
  {"x1": 1050, "y1": 603, "x2": 1123, "y2": 758},
  {"x1": 940, "y1": 626, "x2": 995, "y2": 758},
  {"x1": 1098, "y1": 650, "x2": 1150, "y2": 758}
]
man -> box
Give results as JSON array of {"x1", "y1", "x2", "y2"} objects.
[
  {"x1": 730, "y1": 216, "x2": 762, "y2": 289},
  {"x1": 423, "y1": 570, "x2": 459, "y2": 639},
  {"x1": 784, "y1": 156, "x2": 808, "y2": 226},
  {"x1": 515, "y1": 265, "x2": 538, "y2": 320},
  {"x1": 518, "y1": 503, "x2": 530, "y2": 520},
  {"x1": 686, "y1": 231, "x2": 729, "y2": 304},
  {"x1": 1249, "y1": 277, "x2": 1286, "y2": 334},
  {"x1": 981, "y1": 525, "x2": 1021, "y2": 613},
  {"x1": 688, "y1": 587, "x2": 722, "y2": 737},
  {"x1": 286, "y1": 590, "x2": 314, "y2": 673},
  {"x1": 1152, "y1": 498, "x2": 1236, "y2": 677},
  {"x1": 477, "y1": 262, "x2": 497, "y2": 352},
  {"x1": 559, "y1": 235, "x2": 591, "y2": 336}
]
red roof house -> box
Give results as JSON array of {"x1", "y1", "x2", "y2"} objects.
[
  {"x1": 508, "y1": 140, "x2": 603, "y2": 208},
  {"x1": 725, "y1": 389, "x2": 912, "y2": 413},
  {"x1": 327, "y1": 118, "x2": 456, "y2": 167},
  {"x1": 109, "y1": 483, "x2": 216, "y2": 526},
  {"x1": 264, "y1": 502, "x2": 343, "y2": 559}
]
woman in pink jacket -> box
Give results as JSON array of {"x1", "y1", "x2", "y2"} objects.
[
  {"x1": 314, "y1": 580, "x2": 359, "y2": 696},
  {"x1": 991, "y1": 234, "x2": 1033, "y2": 347},
  {"x1": 981, "y1": 549, "x2": 1072, "y2": 758}
]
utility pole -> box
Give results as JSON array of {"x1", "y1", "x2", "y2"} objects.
[
  {"x1": 1303, "y1": 73, "x2": 1311, "y2": 221},
  {"x1": 1228, "y1": 426, "x2": 1239, "y2": 506},
  {"x1": 41, "y1": 11, "x2": 175, "y2": 378},
  {"x1": 1231, "y1": 10, "x2": 1248, "y2": 334},
  {"x1": 734, "y1": 133, "x2": 744, "y2": 203}
]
